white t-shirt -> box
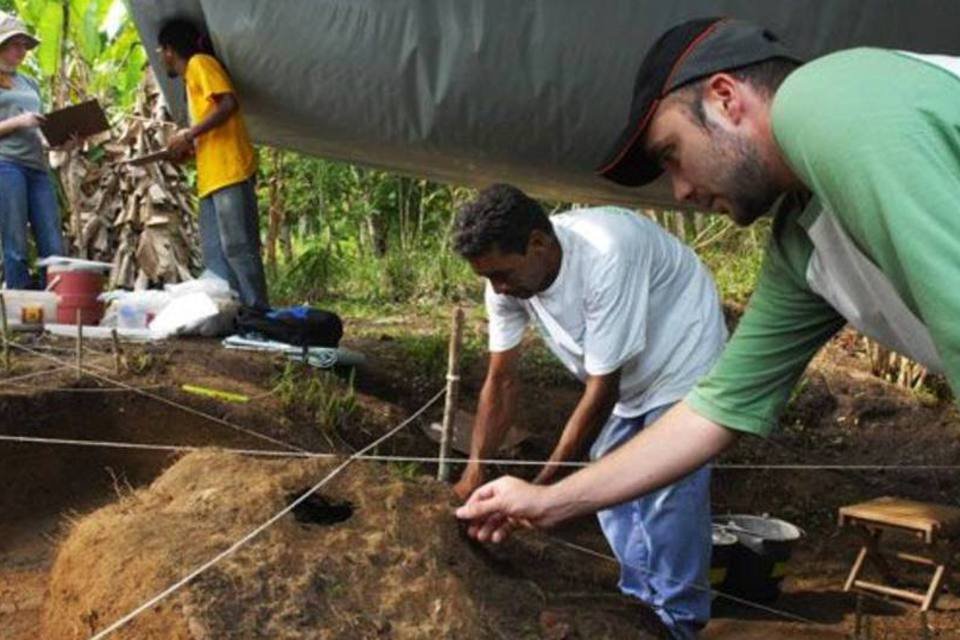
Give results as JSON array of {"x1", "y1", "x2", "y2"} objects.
[{"x1": 486, "y1": 207, "x2": 727, "y2": 417}]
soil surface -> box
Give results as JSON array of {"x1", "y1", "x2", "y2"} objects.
[{"x1": 1, "y1": 317, "x2": 960, "y2": 639}]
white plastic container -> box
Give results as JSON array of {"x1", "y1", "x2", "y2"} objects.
[
  {"x1": 117, "y1": 301, "x2": 149, "y2": 329},
  {"x1": 0, "y1": 290, "x2": 59, "y2": 327}
]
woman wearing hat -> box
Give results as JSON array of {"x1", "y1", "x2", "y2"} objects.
[{"x1": 0, "y1": 11, "x2": 65, "y2": 289}]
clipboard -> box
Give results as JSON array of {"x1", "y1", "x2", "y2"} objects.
[{"x1": 40, "y1": 99, "x2": 110, "y2": 147}]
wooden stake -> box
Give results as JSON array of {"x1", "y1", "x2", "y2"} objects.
[
  {"x1": 75, "y1": 309, "x2": 83, "y2": 381},
  {"x1": 111, "y1": 328, "x2": 122, "y2": 374},
  {"x1": 437, "y1": 306, "x2": 464, "y2": 482},
  {"x1": 0, "y1": 293, "x2": 9, "y2": 374}
]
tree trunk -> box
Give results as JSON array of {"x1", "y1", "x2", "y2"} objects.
[{"x1": 266, "y1": 149, "x2": 285, "y2": 270}]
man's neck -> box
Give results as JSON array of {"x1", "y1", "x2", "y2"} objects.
[{"x1": 538, "y1": 236, "x2": 563, "y2": 292}]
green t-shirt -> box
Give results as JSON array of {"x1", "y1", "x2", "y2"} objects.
[{"x1": 687, "y1": 48, "x2": 960, "y2": 436}]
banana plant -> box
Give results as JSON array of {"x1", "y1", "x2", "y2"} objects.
[{"x1": 12, "y1": 0, "x2": 145, "y2": 110}]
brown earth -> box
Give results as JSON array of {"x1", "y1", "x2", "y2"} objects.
[
  {"x1": 2, "y1": 318, "x2": 960, "y2": 638},
  {"x1": 44, "y1": 450, "x2": 657, "y2": 639}
]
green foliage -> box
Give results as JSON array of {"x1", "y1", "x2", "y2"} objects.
[
  {"x1": 32, "y1": 1, "x2": 62, "y2": 77},
  {"x1": 388, "y1": 331, "x2": 482, "y2": 384},
  {"x1": 697, "y1": 219, "x2": 769, "y2": 305},
  {"x1": 12, "y1": 0, "x2": 145, "y2": 109},
  {"x1": 264, "y1": 153, "x2": 481, "y2": 307},
  {"x1": 273, "y1": 361, "x2": 358, "y2": 444},
  {"x1": 387, "y1": 460, "x2": 423, "y2": 480}
]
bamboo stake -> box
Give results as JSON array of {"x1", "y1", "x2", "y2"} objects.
[
  {"x1": 75, "y1": 309, "x2": 83, "y2": 381},
  {"x1": 0, "y1": 293, "x2": 9, "y2": 374},
  {"x1": 111, "y1": 328, "x2": 122, "y2": 374},
  {"x1": 437, "y1": 306, "x2": 464, "y2": 482}
]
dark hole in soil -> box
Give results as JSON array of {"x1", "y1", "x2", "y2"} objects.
[{"x1": 288, "y1": 490, "x2": 354, "y2": 526}]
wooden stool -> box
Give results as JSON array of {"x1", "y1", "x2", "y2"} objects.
[{"x1": 839, "y1": 496, "x2": 960, "y2": 611}]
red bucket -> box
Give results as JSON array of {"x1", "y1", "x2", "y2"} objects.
[{"x1": 49, "y1": 268, "x2": 105, "y2": 325}]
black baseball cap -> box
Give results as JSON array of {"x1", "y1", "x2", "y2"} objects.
[{"x1": 598, "y1": 17, "x2": 801, "y2": 187}]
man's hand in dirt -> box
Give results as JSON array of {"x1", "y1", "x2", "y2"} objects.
[
  {"x1": 166, "y1": 128, "x2": 194, "y2": 156},
  {"x1": 455, "y1": 476, "x2": 553, "y2": 543},
  {"x1": 453, "y1": 464, "x2": 485, "y2": 502}
]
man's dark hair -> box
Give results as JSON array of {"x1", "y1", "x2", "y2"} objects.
[
  {"x1": 453, "y1": 184, "x2": 553, "y2": 258},
  {"x1": 157, "y1": 19, "x2": 210, "y2": 60},
  {"x1": 671, "y1": 57, "x2": 800, "y2": 127}
]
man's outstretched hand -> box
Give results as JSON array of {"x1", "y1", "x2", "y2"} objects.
[{"x1": 455, "y1": 476, "x2": 559, "y2": 543}]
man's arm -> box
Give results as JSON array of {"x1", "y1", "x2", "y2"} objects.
[
  {"x1": 0, "y1": 111, "x2": 43, "y2": 138},
  {"x1": 533, "y1": 370, "x2": 619, "y2": 485},
  {"x1": 456, "y1": 401, "x2": 737, "y2": 542},
  {"x1": 453, "y1": 346, "x2": 521, "y2": 500},
  {"x1": 167, "y1": 93, "x2": 238, "y2": 155}
]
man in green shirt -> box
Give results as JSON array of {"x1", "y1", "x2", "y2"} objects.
[{"x1": 456, "y1": 17, "x2": 960, "y2": 546}]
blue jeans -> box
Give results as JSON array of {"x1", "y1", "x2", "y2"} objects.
[
  {"x1": 590, "y1": 404, "x2": 712, "y2": 639},
  {"x1": 0, "y1": 160, "x2": 64, "y2": 289},
  {"x1": 198, "y1": 177, "x2": 269, "y2": 309}
]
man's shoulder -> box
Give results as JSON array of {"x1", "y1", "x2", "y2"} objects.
[
  {"x1": 554, "y1": 206, "x2": 667, "y2": 255},
  {"x1": 186, "y1": 53, "x2": 228, "y2": 79},
  {"x1": 773, "y1": 48, "x2": 921, "y2": 128}
]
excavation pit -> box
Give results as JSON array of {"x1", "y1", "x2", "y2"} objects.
[
  {"x1": 1, "y1": 370, "x2": 664, "y2": 640},
  {"x1": 288, "y1": 490, "x2": 354, "y2": 526}
]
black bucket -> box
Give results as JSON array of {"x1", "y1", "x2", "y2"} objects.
[
  {"x1": 712, "y1": 514, "x2": 803, "y2": 602},
  {"x1": 710, "y1": 526, "x2": 738, "y2": 590}
]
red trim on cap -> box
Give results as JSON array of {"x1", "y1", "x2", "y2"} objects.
[
  {"x1": 663, "y1": 18, "x2": 727, "y2": 91},
  {"x1": 599, "y1": 18, "x2": 728, "y2": 176},
  {"x1": 597, "y1": 99, "x2": 660, "y2": 174}
]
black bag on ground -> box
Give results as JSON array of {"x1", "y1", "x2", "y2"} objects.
[{"x1": 237, "y1": 305, "x2": 343, "y2": 348}]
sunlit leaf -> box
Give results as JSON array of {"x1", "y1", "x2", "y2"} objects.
[
  {"x1": 100, "y1": 0, "x2": 125, "y2": 39},
  {"x1": 34, "y1": 1, "x2": 63, "y2": 79},
  {"x1": 69, "y1": 0, "x2": 101, "y2": 61},
  {"x1": 11, "y1": 0, "x2": 42, "y2": 26}
]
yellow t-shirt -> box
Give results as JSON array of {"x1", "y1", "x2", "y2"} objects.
[{"x1": 184, "y1": 54, "x2": 257, "y2": 197}]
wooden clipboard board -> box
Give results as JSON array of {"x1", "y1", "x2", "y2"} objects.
[{"x1": 40, "y1": 99, "x2": 110, "y2": 147}]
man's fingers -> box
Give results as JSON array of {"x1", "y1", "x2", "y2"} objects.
[
  {"x1": 475, "y1": 513, "x2": 509, "y2": 542},
  {"x1": 455, "y1": 484, "x2": 501, "y2": 521},
  {"x1": 490, "y1": 519, "x2": 516, "y2": 543}
]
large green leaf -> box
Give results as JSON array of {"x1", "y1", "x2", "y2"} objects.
[
  {"x1": 69, "y1": 0, "x2": 102, "y2": 62},
  {"x1": 100, "y1": 0, "x2": 125, "y2": 39},
  {"x1": 34, "y1": 1, "x2": 63, "y2": 79},
  {"x1": 11, "y1": 0, "x2": 43, "y2": 26}
]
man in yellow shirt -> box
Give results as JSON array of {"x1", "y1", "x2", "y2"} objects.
[{"x1": 158, "y1": 19, "x2": 268, "y2": 309}]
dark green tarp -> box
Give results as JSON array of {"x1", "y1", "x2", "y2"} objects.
[{"x1": 130, "y1": 1, "x2": 960, "y2": 207}]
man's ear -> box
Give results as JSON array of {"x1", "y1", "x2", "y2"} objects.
[
  {"x1": 703, "y1": 73, "x2": 745, "y2": 125},
  {"x1": 526, "y1": 229, "x2": 552, "y2": 254}
]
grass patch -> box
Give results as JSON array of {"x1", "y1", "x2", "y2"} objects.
[
  {"x1": 273, "y1": 362, "x2": 357, "y2": 447},
  {"x1": 268, "y1": 241, "x2": 481, "y2": 309},
  {"x1": 696, "y1": 220, "x2": 769, "y2": 305}
]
